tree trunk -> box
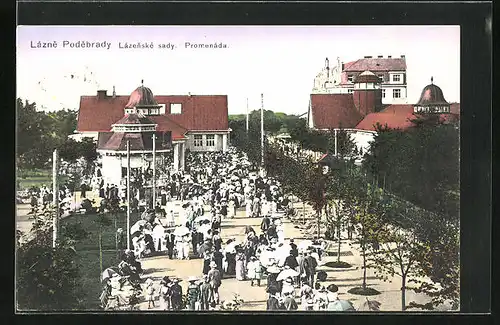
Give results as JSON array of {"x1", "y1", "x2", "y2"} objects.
[
  {"x1": 401, "y1": 274, "x2": 407, "y2": 311},
  {"x1": 361, "y1": 228, "x2": 367, "y2": 289},
  {"x1": 99, "y1": 227, "x2": 103, "y2": 276},
  {"x1": 317, "y1": 210, "x2": 321, "y2": 239},
  {"x1": 337, "y1": 214, "x2": 342, "y2": 263}
]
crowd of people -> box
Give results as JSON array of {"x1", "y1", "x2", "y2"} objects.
[{"x1": 95, "y1": 148, "x2": 359, "y2": 311}]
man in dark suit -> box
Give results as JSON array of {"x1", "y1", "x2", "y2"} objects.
[
  {"x1": 165, "y1": 229, "x2": 175, "y2": 259},
  {"x1": 304, "y1": 251, "x2": 318, "y2": 288}
]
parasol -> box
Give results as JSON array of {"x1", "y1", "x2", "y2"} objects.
[
  {"x1": 297, "y1": 240, "x2": 314, "y2": 252},
  {"x1": 266, "y1": 266, "x2": 281, "y2": 274},
  {"x1": 328, "y1": 300, "x2": 356, "y2": 311},
  {"x1": 153, "y1": 224, "x2": 165, "y2": 238},
  {"x1": 327, "y1": 284, "x2": 339, "y2": 293},
  {"x1": 101, "y1": 267, "x2": 119, "y2": 282},
  {"x1": 194, "y1": 215, "x2": 211, "y2": 224},
  {"x1": 276, "y1": 268, "x2": 299, "y2": 281},
  {"x1": 130, "y1": 220, "x2": 147, "y2": 235},
  {"x1": 173, "y1": 226, "x2": 190, "y2": 237},
  {"x1": 357, "y1": 298, "x2": 381, "y2": 311},
  {"x1": 197, "y1": 224, "x2": 212, "y2": 235}
]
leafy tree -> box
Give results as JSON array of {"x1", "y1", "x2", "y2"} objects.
[
  {"x1": 16, "y1": 207, "x2": 88, "y2": 311},
  {"x1": 370, "y1": 198, "x2": 427, "y2": 310}
]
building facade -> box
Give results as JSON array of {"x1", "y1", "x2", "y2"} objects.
[
  {"x1": 309, "y1": 72, "x2": 459, "y2": 156},
  {"x1": 75, "y1": 85, "x2": 231, "y2": 170},
  {"x1": 312, "y1": 55, "x2": 408, "y2": 105}
]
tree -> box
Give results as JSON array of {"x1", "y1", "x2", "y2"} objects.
[
  {"x1": 370, "y1": 198, "x2": 427, "y2": 310},
  {"x1": 16, "y1": 207, "x2": 88, "y2": 311},
  {"x1": 347, "y1": 182, "x2": 384, "y2": 296}
]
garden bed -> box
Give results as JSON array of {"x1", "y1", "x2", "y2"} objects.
[{"x1": 347, "y1": 287, "x2": 381, "y2": 296}]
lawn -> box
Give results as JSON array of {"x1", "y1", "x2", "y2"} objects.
[
  {"x1": 62, "y1": 211, "x2": 141, "y2": 309},
  {"x1": 17, "y1": 168, "x2": 69, "y2": 190}
]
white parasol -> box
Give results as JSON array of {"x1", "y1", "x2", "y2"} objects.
[
  {"x1": 276, "y1": 268, "x2": 299, "y2": 281},
  {"x1": 197, "y1": 224, "x2": 212, "y2": 235},
  {"x1": 153, "y1": 224, "x2": 165, "y2": 238},
  {"x1": 225, "y1": 240, "x2": 240, "y2": 253},
  {"x1": 173, "y1": 225, "x2": 191, "y2": 237},
  {"x1": 101, "y1": 267, "x2": 119, "y2": 282},
  {"x1": 130, "y1": 220, "x2": 147, "y2": 235},
  {"x1": 297, "y1": 240, "x2": 314, "y2": 252}
]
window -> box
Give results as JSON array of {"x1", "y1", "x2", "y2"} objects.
[
  {"x1": 392, "y1": 74, "x2": 401, "y2": 82},
  {"x1": 348, "y1": 89, "x2": 353, "y2": 94},
  {"x1": 149, "y1": 108, "x2": 159, "y2": 115},
  {"x1": 170, "y1": 103, "x2": 182, "y2": 114},
  {"x1": 206, "y1": 135, "x2": 215, "y2": 147},
  {"x1": 393, "y1": 89, "x2": 401, "y2": 98},
  {"x1": 381, "y1": 89, "x2": 386, "y2": 98},
  {"x1": 347, "y1": 75, "x2": 354, "y2": 83},
  {"x1": 194, "y1": 135, "x2": 203, "y2": 147},
  {"x1": 377, "y1": 74, "x2": 384, "y2": 82}
]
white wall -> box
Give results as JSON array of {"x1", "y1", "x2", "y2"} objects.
[
  {"x1": 349, "y1": 130, "x2": 375, "y2": 156},
  {"x1": 68, "y1": 132, "x2": 98, "y2": 142},
  {"x1": 185, "y1": 132, "x2": 225, "y2": 152},
  {"x1": 381, "y1": 85, "x2": 408, "y2": 104}
]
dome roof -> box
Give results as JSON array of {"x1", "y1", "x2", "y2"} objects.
[
  {"x1": 416, "y1": 78, "x2": 449, "y2": 106},
  {"x1": 355, "y1": 70, "x2": 381, "y2": 84},
  {"x1": 113, "y1": 112, "x2": 156, "y2": 126},
  {"x1": 125, "y1": 84, "x2": 158, "y2": 108}
]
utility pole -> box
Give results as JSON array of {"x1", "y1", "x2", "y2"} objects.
[
  {"x1": 126, "y1": 140, "x2": 131, "y2": 250},
  {"x1": 260, "y1": 93, "x2": 265, "y2": 177},
  {"x1": 52, "y1": 149, "x2": 59, "y2": 248},
  {"x1": 246, "y1": 98, "x2": 249, "y2": 133},
  {"x1": 152, "y1": 133, "x2": 156, "y2": 209}
]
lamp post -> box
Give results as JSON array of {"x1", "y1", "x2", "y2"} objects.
[{"x1": 152, "y1": 133, "x2": 156, "y2": 209}]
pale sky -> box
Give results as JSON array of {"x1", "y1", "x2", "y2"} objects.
[{"x1": 16, "y1": 26, "x2": 460, "y2": 115}]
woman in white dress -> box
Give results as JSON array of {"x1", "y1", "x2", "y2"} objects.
[
  {"x1": 275, "y1": 218, "x2": 285, "y2": 243},
  {"x1": 245, "y1": 197, "x2": 253, "y2": 218},
  {"x1": 175, "y1": 235, "x2": 184, "y2": 260}
]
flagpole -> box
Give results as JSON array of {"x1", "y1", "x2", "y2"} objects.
[
  {"x1": 334, "y1": 129, "x2": 338, "y2": 156},
  {"x1": 152, "y1": 133, "x2": 156, "y2": 209},
  {"x1": 260, "y1": 93, "x2": 264, "y2": 176},
  {"x1": 126, "y1": 140, "x2": 131, "y2": 250}
]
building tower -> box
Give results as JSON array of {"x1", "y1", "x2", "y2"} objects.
[
  {"x1": 352, "y1": 70, "x2": 383, "y2": 117},
  {"x1": 413, "y1": 77, "x2": 451, "y2": 114}
]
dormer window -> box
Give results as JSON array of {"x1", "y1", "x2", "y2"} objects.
[
  {"x1": 170, "y1": 103, "x2": 182, "y2": 114},
  {"x1": 347, "y1": 75, "x2": 354, "y2": 83}
]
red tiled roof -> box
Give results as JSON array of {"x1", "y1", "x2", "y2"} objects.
[
  {"x1": 98, "y1": 131, "x2": 172, "y2": 151},
  {"x1": 355, "y1": 104, "x2": 415, "y2": 131},
  {"x1": 310, "y1": 94, "x2": 363, "y2": 129},
  {"x1": 343, "y1": 58, "x2": 407, "y2": 72},
  {"x1": 77, "y1": 94, "x2": 229, "y2": 136}
]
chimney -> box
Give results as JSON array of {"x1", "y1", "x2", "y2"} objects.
[
  {"x1": 112, "y1": 86, "x2": 116, "y2": 98},
  {"x1": 377, "y1": 55, "x2": 383, "y2": 58},
  {"x1": 97, "y1": 90, "x2": 107, "y2": 100},
  {"x1": 401, "y1": 55, "x2": 406, "y2": 59},
  {"x1": 364, "y1": 56, "x2": 372, "y2": 58},
  {"x1": 388, "y1": 55, "x2": 392, "y2": 58}
]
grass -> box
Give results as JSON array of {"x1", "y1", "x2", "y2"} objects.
[
  {"x1": 17, "y1": 168, "x2": 69, "y2": 190},
  {"x1": 324, "y1": 261, "x2": 353, "y2": 269},
  {"x1": 62, "y1": 211, "x2": 142, "y2": 309},
  {"x1": 347, "y1": 287, "x2": 381, "y2": 296}
]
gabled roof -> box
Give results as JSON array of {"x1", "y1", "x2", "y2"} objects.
[
  {"x1": 77, "y1": 94, "x2": 229, "y2": 136},
  {"x1": 355, "y1": 104, "x2": 415, "y2": 131},
  {"x1": 344, "y1": 58, "x2": 407, "y2": 72},
  {"x1": 98, "y1": 131, "x2": 172, "y2": 151},
  {"x1": 310, "y1": 94, "x2": 363, "y2": 129}
]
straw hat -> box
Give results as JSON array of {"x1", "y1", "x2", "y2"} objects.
[
  {"x1": 188, "y1": 276, "x2": 198, "y2": 282},
  {"x1": 210, "y1": 261, "x2": 217, "y2": 268}
]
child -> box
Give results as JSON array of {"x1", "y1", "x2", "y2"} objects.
[{"x1": 145, "y1": 278, "x2": 156, "y2": 309}]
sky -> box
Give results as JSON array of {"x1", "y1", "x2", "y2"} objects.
[{"x1": 16, "y1": 26, "x2": 460, "y2": 115}]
